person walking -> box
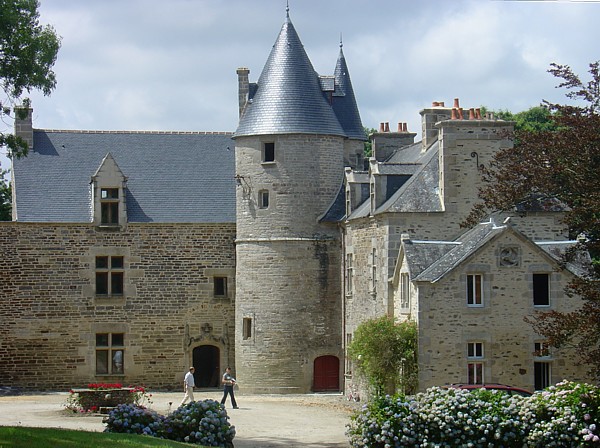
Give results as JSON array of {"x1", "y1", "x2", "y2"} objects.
[
  {"x1": 180, "y1": 366, "x2": 196, "y2": 405},
  {"x1": 220, "y1": 367, "x2": 238, "y2": 409}
]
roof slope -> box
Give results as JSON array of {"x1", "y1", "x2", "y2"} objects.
[
  {"x1": 12, "y1": 130, "x2": 235, "y2": 223},
  {"x1": 331, "y1": 46, "x2": 365, "y2": 141},
  {"x1": 234, "y1": 14, "x2": 346, "y2": 138}
]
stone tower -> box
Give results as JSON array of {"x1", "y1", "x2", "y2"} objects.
[{"x1": 233, "y1": 10, "x2": 364, "y2": 393}]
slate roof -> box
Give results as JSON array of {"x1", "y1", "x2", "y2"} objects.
[
  {"x1": 402, "y1": 221, "x2": 589, "y2": 283},
  {"x1": 331, "y1": 46, "x2": 366, "y2": 141},
  {"x1": 12, "y1": 130, "x2": 236, "y2": 223},
  {"x1": 376, "y1": 141, "x2": 443, "y2": 214},
  {"x1": 234, "y1": 13, "x2": 347, "y2": 138}
]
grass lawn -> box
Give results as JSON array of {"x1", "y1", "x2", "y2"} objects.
[{"x1": 0, "y1": 426, "x2": 200, "y2": 447}]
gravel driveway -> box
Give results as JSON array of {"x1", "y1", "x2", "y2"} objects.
[{"x1": 0, "y1": 390, "x2": 357, "y2": 447}]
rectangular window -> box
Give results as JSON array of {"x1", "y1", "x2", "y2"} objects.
[
  {"x1": 371, "y1": 248, "x2": 377, "y2": 293},
  {"x1": 263, "y1": 142, "x2": 275, "y2": 162},
  {"x1": 400, "y1": 272, "x2": 410, "y2": 309},
  {"x1": 259, "y1": 190, "x2": 269, "y2": 209},
  {"x1": 346, "y1": 333, "x2": 353, "y2": 374},
  {"x1": 96, "y1": 333, "x2": 124, "y2": 375},
  {"x1": 467, "y1": 274, "x2": 483, "y2": 306},
  {"x1": 468, "y1": 362, "x2": 484, "y2": 385},
  {"x1": 534, "y1": 362, "x2": 551, "y2": 390},
  {"x1": 346, "y1": 254, "x2": 353, "y2": 294},
  {"x1": 214, "y1": 277, "x2": 227, "y2": 297},
  {"x1": 467, "y1": 342, "x2": 484, "y2": 358},
  {"x1": 533, "y1": 273, "x2": 550, "y2": 306},
  {"x1": 100, "y1": 188, "x2": 119, "y2": 225},
  {"x1": 96, "y1": 255, "x2": 124, "y2": 296},
  {"x1": 242, "y1": 317, "x2": 252, "y2": 340}
]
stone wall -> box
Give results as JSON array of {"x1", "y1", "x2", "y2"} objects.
[{"x1": 0, "y1": 222, "x2": 236, "y2": 390}]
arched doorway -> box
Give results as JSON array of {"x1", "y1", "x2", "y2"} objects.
[
  {"x1": 313, "y1": 355, "x2": 340, "y2": 392},
  {"x1": 193, "y1": 345, "x2": 220, "y2": 388}
]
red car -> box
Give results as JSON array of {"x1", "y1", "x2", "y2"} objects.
[{"x1": 444, "y1": 383, "x2": 533, "y2": 396}]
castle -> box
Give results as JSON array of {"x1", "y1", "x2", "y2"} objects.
[{"x1": 0, "y1": 11, "x2": 592, "y2": 393}]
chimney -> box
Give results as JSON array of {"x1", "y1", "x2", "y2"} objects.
[
  {"x1": 236, "y1": 67, "x2": 250, "y2": 119},
  {"x1": 14, "y1": 105, "x2": 33, "y2": 150},
  {"x1": 384, "y1": 122, "x2": 390, "y2": 132}
]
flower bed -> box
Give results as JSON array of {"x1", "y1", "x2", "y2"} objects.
[{"x1": 65, "y1": 383, "x2": 152, "y2": 413}]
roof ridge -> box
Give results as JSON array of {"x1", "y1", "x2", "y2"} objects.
[{"x1": 34, "y1": 129, "x2": 234, "y2": 136}]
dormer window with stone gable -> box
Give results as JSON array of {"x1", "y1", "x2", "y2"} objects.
[{"x1": 91, "y1": 153, "x2": 128, "y2": 229}]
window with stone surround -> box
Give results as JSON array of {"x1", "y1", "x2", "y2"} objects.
[
  {"x1": 467, "y1": 342, "x2": 484, "y2": 384},
  {"x1": 214, "y1": 276, "x2": 227, "y2": 298},
  {"x1": 96, "y1": 255, "x2": 124, "y2": 296},
  {"x1": 400, "y1": 272, "x2": 410, "y2": 309},
  {"x1": 258, "y1": 190, "x2": 269, "y2": 209},
  {"x1": 533, "y1": 273, "x2": 550, "y2": 306},
  {"x1": 371, "y1": 248, "x2": 377, "y2": 294},
  {"x1": 96, "y1": 333, "x2": 124, "y2": 375},
  {"x1": 534, "y1": 361, "x2": 551, "y2": 390},
  {"x1": 466, "y1": 274, "x2": 483, "y2": 307},
  {"x1": 243, "y1": 317, "x2": 252, "y2": 340},
  {"x1": 346, "y1": 253, "x2": 353, "y2": 295},
  {"x1": 262, "y1": 142, "x2": 275, "y2": 163}
]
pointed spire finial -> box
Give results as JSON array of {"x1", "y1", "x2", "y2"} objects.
[
  {"x1": 286, "y1": 0, "x2": 290, "y2": 18},
  {"x1": 340, "y1": 33, "x2": 343, "y2": 48}
]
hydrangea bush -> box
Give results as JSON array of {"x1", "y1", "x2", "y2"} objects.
[
  {"x1": 103, "y1": 403, "x2": 165, "y2": 437},
  {"x1": 347, "y1": 381, "x2": 600, "y2": 448},
  {"x1": 104, "y1": 399, "x2": 235, "y2": 447}
]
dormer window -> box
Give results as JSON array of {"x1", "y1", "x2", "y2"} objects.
[
  {"x1": 101, "y1": 188, "x2": 119, "y2": 225},
  {"x1": 91, "y1": 153, "x2": 128, "y2": 229}
]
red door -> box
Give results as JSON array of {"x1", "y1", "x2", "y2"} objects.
[{"x1": 313, "y1": 355, "x2": 339, "y2": 391}]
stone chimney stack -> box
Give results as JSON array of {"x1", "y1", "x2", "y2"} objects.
[
  {"x1": 370, "y1": 121, "x2": 417, "y2": 162},
  {"x1": 236, "y1": 67, "x2": 250, "y2": 119},
  {"x1": 420, "y1": 100, "x2": 452, "y2": 151},
  {"x1": 14, "y1": 105, "x2": 33, "y2": 150}
]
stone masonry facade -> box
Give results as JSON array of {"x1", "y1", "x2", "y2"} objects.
[{"x1": 0, "y1": 222, "x2": 236, "y2": 390}]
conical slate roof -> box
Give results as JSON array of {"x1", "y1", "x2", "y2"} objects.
[
  {"x1": 332, "y1": 45, "x2": 366, "y2": 141},
  {"x1": 234, "y1": 14, "x2": 346, "y2": 138}
]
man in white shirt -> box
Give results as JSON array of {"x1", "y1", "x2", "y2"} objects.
[{"x1": 180, "y1": 366, "x2": 196, "y2": 405}]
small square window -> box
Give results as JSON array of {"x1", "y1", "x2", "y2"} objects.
[{"x1": 468, "y1": 342, "x2": 484, "y2": 358}]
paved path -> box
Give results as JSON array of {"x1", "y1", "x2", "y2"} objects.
[{"x1": 0, "y1": 390, "x2": 358, "y2": 447}]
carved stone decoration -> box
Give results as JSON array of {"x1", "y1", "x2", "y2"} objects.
[{"x1": 499, "y1": 246, "x2": 520, "y2": 267}]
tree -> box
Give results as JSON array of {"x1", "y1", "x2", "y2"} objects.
[
  {"x1": 347, "y1": 316, "x2": 418, "y2": 396},
  {"x1": 0, "y1": 0, "x2": 60, "y2": 159},
  {"x1": 0, "y1": 172, "x2": 10, "y2": 220},
  {"x1": 465, "y1": 61, "x2": 600, "y2": 380},
  {"x1": 484, "y1": 106, "x2": 557, "y2": 133}
]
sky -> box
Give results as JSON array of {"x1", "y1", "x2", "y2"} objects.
[{"x1": 2, "y1": 0, "x2": 600, "y2": 170}]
